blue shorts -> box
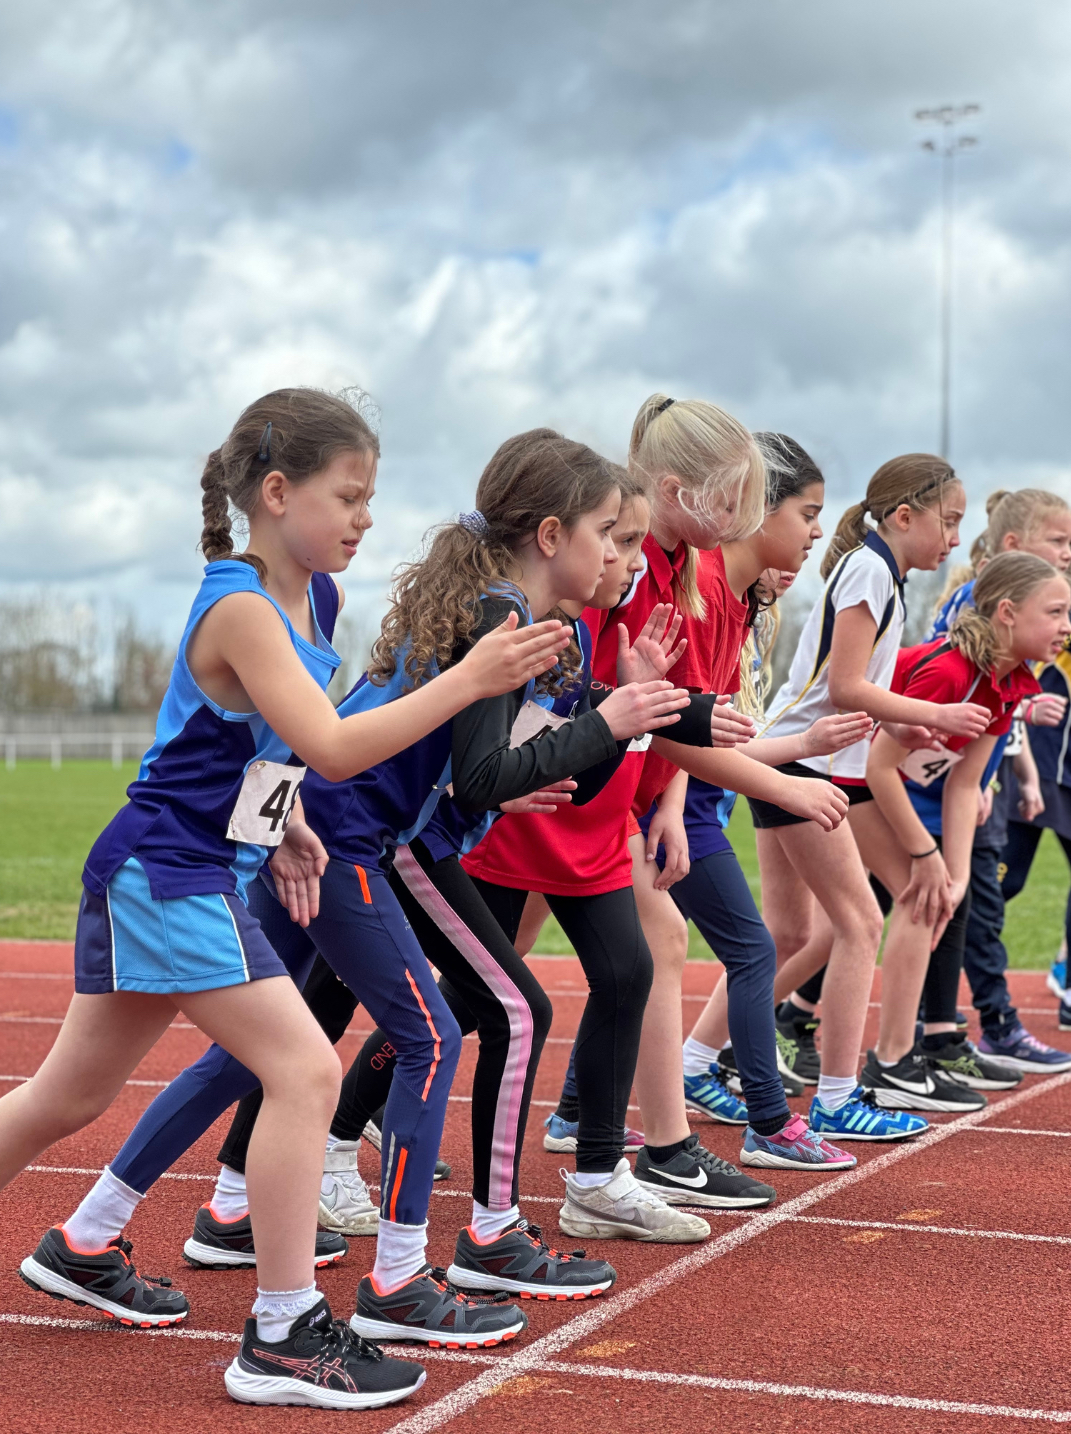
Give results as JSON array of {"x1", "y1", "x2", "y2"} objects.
[{"x1": 74, "y1": 857, "x2": 287, "y2": 995}]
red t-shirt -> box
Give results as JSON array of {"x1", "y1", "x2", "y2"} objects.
[{"x1": 892, "y1": 640, "x2": 1041, "y2": 749}]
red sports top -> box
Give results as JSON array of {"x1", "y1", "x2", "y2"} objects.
[
  {"x1": 892, "y1": 640, "x2": 1040, "y2": 749},
  {"x1": 461, "y1": 540, "x2": 751, "y2": 896}
]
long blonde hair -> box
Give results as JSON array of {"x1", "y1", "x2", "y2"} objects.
[
  {"x1": 948, "y1": 551, "x2": 1059, "y2": 674},
  {"x1": 934, "y1": 486, "x2": 1071, "y2": 619},
  {"x1": 628, "y1": 393, "x2": 767, "y2": 618},
  {"x1": 821, "y1": 453, "x2": 958, "y2": 580}
]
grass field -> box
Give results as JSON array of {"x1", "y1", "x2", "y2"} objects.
[{"x1": 0, "y1": 760, "x2": 1066, "y2": 967}]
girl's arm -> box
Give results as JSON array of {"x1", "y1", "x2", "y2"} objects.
[
  {"x1": 743, "y1": 711, "x2": 873, "y2": 767},
  {"x1": 202, "y1": 591, "x2": 571, "y2": 783},
  {"x1": 1013, "y1": 732, "x2": 1044, "y2": 823},
  {"x1": 646, "y1": 768, "x2": 690, "y2": 891},
  {"x1": 866, "y1": 728, "x2": 950, "y2": 926},
  {"x1": 651, "y1": 738, "x2": 847, "y2": 831},
  {"x1": 940, "y1": 736, "x2": 999, "y2": 898},
  {"x1": 827, "y1": 604, "x2": 991, "y2": 739}
]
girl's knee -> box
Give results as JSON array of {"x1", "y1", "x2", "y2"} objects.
[
  {"x1": 528, "y1": 985, "x2": 554, "y2": 1043},
  {"x1": 433, "y1": 1006, "x2": 463, "y2": 1072}
]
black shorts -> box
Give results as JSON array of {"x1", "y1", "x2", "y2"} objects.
[{"x1": 747, "y1": 761, "x2": 874, "y2": 829}]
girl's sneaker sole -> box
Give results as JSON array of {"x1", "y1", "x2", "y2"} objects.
[
  {"x1": 557, "y1": 1206, "x2": 709, "y2": 1243},
  {"x1": 348, "y1": 1313, "x2": 525, "y2": 1348},
  {"x1": 938, "y1": 1070, "x2": 1022, "y2": 1090},
  {"x1": 182, "y1": 1237, "x2": 346, "y2": 1270},
  {"x1": 864, "y1": 1087, "x2": 985, "y2": 1113},
  {"x1": 633, "y1": 1176, "x2": 773, "y2": 1209},
  {"x1": 316, "y1": 1203, "x2": 379, "y2": 1236},
  {"x1": 542, "y1": 1133, "x2": 578, "y2": 1153},
  {"x1": 683, "y1": 1098, "x2": 749, "y2": 1126},
  {"x1": 19, "y1": 1257, "x2": 187, "y2": 1328},
  {"x1": 978, "y1": 1051, "x2": 1071, "y2": 1074},
  {"x1": 740, "y1": 1149, "x2": 856, "y2": 1171},
  {"x1": 444, "y1": 1262, "x2": 612, "y2": 1299},
  {"x1": 224, "y1": 1361, "x2": 425, "y2": 1409},
  {"x1": 809, "y1": 1126, "x2": 921, "y2": 1142}
]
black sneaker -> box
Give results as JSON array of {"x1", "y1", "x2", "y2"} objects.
[
  {"x1": 350, "y1": 1266, "x2": 528, "y2": 1348},
  {"x1": 20, "y1": 1226, "x2": 188, "y2": 1328},
  {"x1": 775, "y1": 1003, "x2": 821, "y2": 1084},
  {"x1": 182, "y1": 1205, "x2": 348, "y2": 1269},
  {"x1": 718, "y1": 1039, "x2": 803, "y2": 1100},
  {"x1": 447, "y1": 1219, "x2": 616, "y2": 1300},
  {"x1": 718, "y1": 1045, "x2": 742, "y2": 1093},
  {"x1": 860, "y1": 1048, "x2": 987, "y2": 1113},
  {"x1": 923, "y1": 1033, "x2": 1023, "y2": 1091},
  {"x1": 362, "y1": 1118, "x2": 451, "y2": 1181},
  {"x1": 225, "y1": 1295, "x2": 425, "y2": 1409},
  {"x1": 634, "y1": 1132, "x2": 776, "y2": 1208}
]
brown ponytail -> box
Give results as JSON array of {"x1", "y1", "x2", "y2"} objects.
[
  {"x1": 820, "y1": 503, "x2": 869, "y2": 579},
  {"x1": 948, "y1": 550, "x2": 1059, "y2": 674},
  {"x1": 820, "y1": 453, "x2": 958, "y2": 579}
]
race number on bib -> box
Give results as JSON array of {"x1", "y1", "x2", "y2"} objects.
[
  {"x1": 509, "y1": 700, "x2": 569, "y2": 749},
  {"x1": 898, "y1": 743, "x2": 963, "y2": 789},
  {"x1": 227, "y1": 760, "x2": 307, "y2": 845}
]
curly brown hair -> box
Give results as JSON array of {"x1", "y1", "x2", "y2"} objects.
[{"x1": 369, "y1": 429, "x2": 624, "y2": 693}]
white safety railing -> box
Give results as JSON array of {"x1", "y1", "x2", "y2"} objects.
[{"x1": 3, "y1": 734, "x2": 155, "y2": 771}]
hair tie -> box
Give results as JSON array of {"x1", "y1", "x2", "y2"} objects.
[
  {"x1": 654, "y1": 398, "x2": 676, "y2": 415},
  {"x1": 256, "y1": 422, "x2": 273, "y2": 465},
  {"x1": 459, "y1": 510, "x2": 490, "y2": 537}
]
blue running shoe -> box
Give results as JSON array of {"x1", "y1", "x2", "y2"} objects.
[
  {"x1": 808, "y1": 1087, "x2": 927, "y2": 1142},
  {"x1": 683, "y1": 1065, "x2": 749, "y2": 1125},
  {"x1": 739, "y1": 1113, "x2": 856, "y2": 1170},
  {"x1": 1047, "y1": 959, "x2": 1067, "y2": 1002},
  {"x1": 1060, "y1": 1000, "x2": 1071, "y2": 1033},
  {"x1": 543, "y1": 1113, "x2": 643, "y2": 1153},
  {"x1": 977, "y1": 1024, "x2": 1071, "y2": 1073}
]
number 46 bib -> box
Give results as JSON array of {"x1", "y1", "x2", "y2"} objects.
[{"x1": 227, "y1": 760, "x2": 306, "y2": 845}]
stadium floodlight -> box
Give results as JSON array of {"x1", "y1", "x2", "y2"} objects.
[{"x1": 915, "y1": 104, "x2": 981, "y2": 460}]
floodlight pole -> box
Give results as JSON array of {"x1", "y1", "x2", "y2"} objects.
[{"x1": 916, "y1": 104, "x2": 980, "y2": 460}]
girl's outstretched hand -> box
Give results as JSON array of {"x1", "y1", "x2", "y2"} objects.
[
  {"x1": 616, "y1": 604, "x2": 687, "y2": 686},
  {"x1": 598, "y1": 680, "x2": 691, "y2": 740},
  {"x1": 800, "y1": 711, "x2": 873, "y2": 758},
  {"x1": 930, "y1": 702, "x2": 992, "y2": 740},
  {"x1": 883, "y1": 722, "x2": 943, "y2": 752},
  {"x1": 462, "y1": 612, "x2": 572, "y2": 696},
  {"x1": 500, "y1": 779, "x2": 578, "y2": 815},
  {"x1": 268, "y1": 818, "x2": 329, "y2": 927},
  {"x1": 710, "y1": 695, "x2": 756, "y2": 747},
  {"x1": 779, "y1": 776, "x2": 849, "y2": 831}
]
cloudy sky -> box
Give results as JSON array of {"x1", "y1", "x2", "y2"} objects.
[{"x1": 2, "y1": 0, "x2": 1070, "y2": 639}]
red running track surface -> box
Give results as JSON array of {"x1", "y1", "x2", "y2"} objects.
[{"x1": 1, "y1": 942, "x2": 1070, "y2": 1433}]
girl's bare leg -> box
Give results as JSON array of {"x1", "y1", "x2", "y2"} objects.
[
  {"x1": 766, "y1": 821, "x2": 885, "y2": 1080},
  {"x1": 0, "y1": 992, "x2": 178, "y2": 1191},
  {"x1": 514, "y1": 892, "x2": 552, "y2": 958},
  {"x1": 688, "y1": 970, "x2": 729, "y2": 1051},
  {"x1": 629, "y1": 834, "x2": 692, "y2": 1146},
  {"x1": 180, "y1": 976, "x2": 341, "y2": 1295}
]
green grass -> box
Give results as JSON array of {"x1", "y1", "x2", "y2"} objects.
[{"x1": 0, "y1": 762, "x2": 1066, "y2": 968}]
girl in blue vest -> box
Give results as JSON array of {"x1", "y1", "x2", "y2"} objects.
[{"x1": 10, "y1": 390, "x2": 572, "y2": 1411}]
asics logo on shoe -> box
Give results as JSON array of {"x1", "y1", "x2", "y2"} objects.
[
  {"x1": 650, "y1": 1168, "x2": 708, "y2": 1188},
  {"x1": 254, "y1": 1350, "x2": 358, "y2": 1393}
]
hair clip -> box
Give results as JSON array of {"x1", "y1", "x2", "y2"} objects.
[
  {"x1": 654, "y1": 398, "x2": 676, "y2": 415},
  {"x1": 458, "y1": 510, "x2": 490, "y2": 537},
  {"x1": 256, "y1": 422, "x2": 273, "y2": 465}
]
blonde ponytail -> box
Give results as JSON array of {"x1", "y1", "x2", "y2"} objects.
[{"x1": 948, "y1": 550, "x2": 1059, "y2": 674}]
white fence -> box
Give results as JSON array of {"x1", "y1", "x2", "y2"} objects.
[{"x1": 3, "y1": 733, "x2": 155, "y2": 770}]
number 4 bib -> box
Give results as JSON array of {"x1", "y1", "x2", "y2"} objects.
[
  {"x1": 897, "y1": 743, "x2": 963, "y2": 788},
  {"x1": 227, "y1": 760, "x2": 306, "y2": 845}
]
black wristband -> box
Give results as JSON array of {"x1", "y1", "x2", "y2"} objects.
[{"x1": 910, "y1": 844, "x2": 939, "y2": 860}]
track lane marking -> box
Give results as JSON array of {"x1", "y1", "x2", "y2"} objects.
[
  {"x1": 379, "y1": 1069, "x2": 1071, "y2": 1433},
  {"x1": 789, "y1": 1214, "x2": 1071, "y2": 1245},
  {"x1": 971, "y1": 1126, "x2": 1071, "y2": 1137}
]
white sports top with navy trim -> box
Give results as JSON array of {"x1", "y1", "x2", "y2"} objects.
[
  {"x1": 83, "y1": 561, "x2": 340, "y2": 903},
  {"x1": 761, "y1": 530, "x2": 906, "y2": 781}
]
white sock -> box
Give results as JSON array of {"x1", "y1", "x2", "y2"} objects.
[
  {"x1": 572, "y1": 1170, "x2": 614, "y2": 1188},
  {"x1": 816, "y1": 1075, "x2": 857, "y2": 1112},
  {"x1": 682, "y1": 1036, "x2": 722, "y2": 1077},
  {"x1": 470, "y1": 1202, "x2": 519, "y2": 1242},
  {"x1": 372, "y1": 1219, "x2": 428, "y2": 1292},
  {"x1": 253, "y1": 1283, "x2": 321, "y2": 1343},
  {"x1": 63, "y1": 1166, "x2": 143, "y2": 1251},
  {"x1": 210, "y1": 1164, "x2": 249, "y2": 1222},
  {"x1": 325, "y1": 1132, "x2": 341, "y2": 1152}
]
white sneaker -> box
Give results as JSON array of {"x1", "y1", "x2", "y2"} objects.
[
  {"x1": 318, "y1": 1142, "x2": 378, "y2": 1236},
  {"x1": 558, "y1": 1159, "x2": 710, "y2": 1244}
]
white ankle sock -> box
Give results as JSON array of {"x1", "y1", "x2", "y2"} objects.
[
  {"x1": 210, "y1": 1164, "x2": 249, "y2": 1222},
  {"x1": 816, "y1": 1075, "x2": 857, "y2": 1112},
  {"x1": 253, "y1": 1283, "x2": 321, "y2": 1343},
  {"x1": 470, "y1": 1202, "x2": 519, "y2": 1242},
  {"x1": 572, "y1": 1170, "x2": 614, "y2": 1188},
  {"x1": 63, "y1": 1166, "x2": 143, "y2": 1251},
  {"x1": 682, "y1": 1036, "x2": 721, "y2": 1077},
  {"x1": 372, "y1": 1219, "x2": 428, "y2": 1292}
]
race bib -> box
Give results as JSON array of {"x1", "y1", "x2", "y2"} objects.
[
  {"x1": 898, "y1": 743, "x2": 963, "y2": 789},
  {"x1": 227, "y1": 760, "x2": 306, "y2": 845},
  {"x1": 509, "y1": 701, "x2": 569, "y2": 749}
]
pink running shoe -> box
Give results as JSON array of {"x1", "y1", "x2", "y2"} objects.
[{"x1": 738, "y1": 1113, "x2": 856, "y2": 1170}]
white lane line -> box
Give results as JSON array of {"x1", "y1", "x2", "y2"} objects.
[
  {"x1": 972, "y1": 1126, "x2": 1071, "y2": 1137},
  {"x1": 0, "y1": 1015, "x2": 203, "y2": 1031},
  {"x1": 538, "y1": 1361, "x2": 1071, "y2": 1423},
  {"x1": 0, "y1": 972, "x2": 72, "y2": 980},
  {"x1": 1, "y1": 1074, "x2": 170, "y2": 1088},
  {"x1": 380, "y1": 1070, "x2": 1071, "y2": 1434},
  {"x1": 789, "y1": 1215, "x2": 1071, "y2": 1246},
  {"x1": 26, "y1": 1165, "x2": 215, "y2": 1181}
]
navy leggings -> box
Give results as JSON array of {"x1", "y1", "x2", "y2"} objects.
[
  {"x1": 109, "y1": 859, "x2": 460, "y2": 1227},
  {"x1": 669, "y1": 848, "x2": 787, "y2": 1125}
]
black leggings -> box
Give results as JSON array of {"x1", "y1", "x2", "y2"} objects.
[
  {"x1": 218, "y1": 841, "x2": 552, "y2": 1213},
  {"x1": 469, "y1": 879, "x2": 653, "y2": 1173}
]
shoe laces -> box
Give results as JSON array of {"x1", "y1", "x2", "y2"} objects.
[
  {"x1": 320, "y1": 1318, "x2": 383, "y2": 1363},
  {"x1": 106, "y1": 1237, "x2": 172, "y2": 1288},
  {"x1": 688, "y1": 1142, "x2": 743, "y2": 1179},
  {"x1": 515, "y1": 1218, "x2": 584, "y2": 1262},
  {"x1": 427, "y1": 1266, "x2": 512, "y2": 1307}
]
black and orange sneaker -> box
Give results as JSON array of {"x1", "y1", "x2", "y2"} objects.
[
  {"x1": 20, "y1": 1226, "x2": 188, "y2": 1328},
  {"x1": 349, "y1": 1266, "x2": 527, "y2": 1348},
  {"x1": 183, "y1": 1205, "x2": 348, "y2": 1269},
  {"x1": 447, "y1": 1219, "x2": 616, "y2": 1300},
  {"x1": 225, "y1": 1296, "x2": 425, "y2": 1409}
]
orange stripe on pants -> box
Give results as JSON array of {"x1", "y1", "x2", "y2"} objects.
[
  {"x1": 405, "y1": 969, "x2": 442, "y2": 1102},
  {"x1": 388, "y1": 1147, "x2": 408, "y2": 1222},
  {"x1": 354, "y1": 865, "x2": 372, "y2": 904}
]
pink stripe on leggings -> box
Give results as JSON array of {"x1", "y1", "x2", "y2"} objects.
[{"x1": 393, "y1": 846, "x2": 536, "y2": 1212}]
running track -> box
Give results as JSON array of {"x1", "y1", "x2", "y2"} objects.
[{"x1": 1, "y1": 941, "x2": 1069, "y2": 1432}]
